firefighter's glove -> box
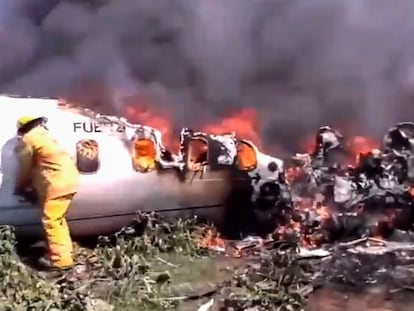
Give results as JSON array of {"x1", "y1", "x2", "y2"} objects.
[{"x1": 14, "y1": 188, "x2": 38, "y2": 204}]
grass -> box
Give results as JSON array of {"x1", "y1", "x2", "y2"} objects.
[
  {"x1": 111, "y1": 253, "x2": 239, "y2": 311},
  {"x1": 0, "y1": 213, "x2": 312, "y2": 310}
]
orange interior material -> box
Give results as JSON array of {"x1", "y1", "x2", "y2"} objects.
[
  {"x1": 77, "y1": 139, "x2": 99, "y2": 159},
  {"x1": 187, "y1": 138, "x2": 208, "y2": 170},
  {"x1": 132, "y1": 138, "x2": 157, "y2": 172},
  {"x1": 236, "y1": 141, "x2": 257, "y2": 170}
]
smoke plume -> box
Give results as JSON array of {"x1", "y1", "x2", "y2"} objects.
[{"x1": 1, "y1": 0, "x2": 414, "y2": 151}]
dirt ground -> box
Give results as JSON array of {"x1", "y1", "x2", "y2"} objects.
[
  {"x1": 159, "y1": 254, "x2": 246, "y2": 310},
  {"x1": 306, "y1": 287, "x2": 414, "y2": 311}
]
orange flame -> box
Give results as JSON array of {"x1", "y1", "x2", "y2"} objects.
[
  {"x1": 195, "y1": 227, "x2": 226, "y2": 252},
  {"x1": 124, "y1": 97, "x2": 262, "y2": 151},
  {"x1": 348, "y1": 135, "x2": 380, "y2": 166},
  {"x1": 202, "y1": 107, "x2": 261, "y2": 146},
  {"x1": 300, "y1": 135, "x2": 317, "y2": 154},
  {"x1": 299, "y1": 130, "x2": 380, "y2": 167},
  {"x1": 348, "y1": 135, "x2": 379, "y2": 155},
  {"x1": 123, "y1": 95, "x2": 177, "y2": 150},
  {"x1": 275, "y1": 196, "x2": 331, "y2": 248}
]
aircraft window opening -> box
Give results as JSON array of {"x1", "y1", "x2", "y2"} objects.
[
  {"x1": 187, "y1": 138, "x2": 208, "y2": 171},
  {"x1": 132, "y1": 138, "x2": 157, "y2": 173},
  {"x1": 76, "y1": 139, "x2": 100, "y2": 174},
  {"x1": 236, "y1": 141, "x2": 258, "y2": 171}
]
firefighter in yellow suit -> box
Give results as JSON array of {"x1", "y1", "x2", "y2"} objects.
[{"x1": 14, "y1": 116, "x2": 80, "y2": 270}]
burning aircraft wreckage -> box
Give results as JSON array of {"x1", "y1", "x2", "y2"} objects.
[
  {"x1": 2, "y1": 94, "x2": 414, "y2": 253},
  {"x1": 280, "y1": 123, "x2": 414, "y2": 247},
  {"x1": 0, "y1": 94, "x2": 289, "y2": 240}
]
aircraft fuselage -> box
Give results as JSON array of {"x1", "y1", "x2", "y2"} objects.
[{"x1": 0, "y1": 95, "x2": 285, "y2": 239}]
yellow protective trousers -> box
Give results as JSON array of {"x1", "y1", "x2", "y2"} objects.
[{"x1": 42, "y1": 193, "x2": 75, "y2": 268}]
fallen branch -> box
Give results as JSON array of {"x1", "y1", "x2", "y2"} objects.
[
  {"x1": 156, "y1": 256, "x2": 180, "y2": 268},
  {"x1": 338, "y1": 237, "x2": 387, "y2": 248}
]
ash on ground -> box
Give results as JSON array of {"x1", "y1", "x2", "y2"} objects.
[
  {"x1": 205, "y1": 236, "x2": 414, "y2": 310},
  {"x1": 317, "y1": 238, "x2": 414, "y2": 290}
]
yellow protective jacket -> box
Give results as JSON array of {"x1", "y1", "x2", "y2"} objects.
[{"x1": 15, "y1": 126, "x2": 80, "y2": 202}]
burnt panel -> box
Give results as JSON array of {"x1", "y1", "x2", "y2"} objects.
[{"x1": 207, "y1": 134, "x2": 237, "y2": 169}]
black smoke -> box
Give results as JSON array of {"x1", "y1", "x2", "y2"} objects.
[{"x1": 1, "y1": 0, "x2": 414, "y2": 152}]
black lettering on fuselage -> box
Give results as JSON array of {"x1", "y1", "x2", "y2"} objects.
[
  {"x1": 73, "y1": 121, "x2": 125, "y2": 133},
  {"x1": 73, "y1": 122, "x2": 82, "y2": 132},
  {"x1": 82, "y1": 122, "x2": 94, "y2": 133}
]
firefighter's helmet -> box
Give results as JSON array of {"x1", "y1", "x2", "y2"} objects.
[{"x1": 16, "y1": 116, "x2": 47, "y2": 130}]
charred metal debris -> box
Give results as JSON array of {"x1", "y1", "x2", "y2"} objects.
[
  {"x1": 280, "y1": 122, "x2": 414, "y2": 246},
  {"x1": 88, "y1": 112, "x2": 414, "y2": 244}
]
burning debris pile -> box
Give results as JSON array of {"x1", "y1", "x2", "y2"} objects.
[{"x1": 278, "y1": 122, "x2": 414, "y2": 247}]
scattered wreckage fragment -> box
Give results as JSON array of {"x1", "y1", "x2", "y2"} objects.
[
  {"x1": 331, "y1": 125, "x2": 414, "y2": 229},
  {"x1": 284, "y1": 123, "x2": 414, "y2": 246}
]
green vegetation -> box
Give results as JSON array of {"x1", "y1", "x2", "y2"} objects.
[{"x1": 0, "y1": 213, "x2": 313, "y2": 310}]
